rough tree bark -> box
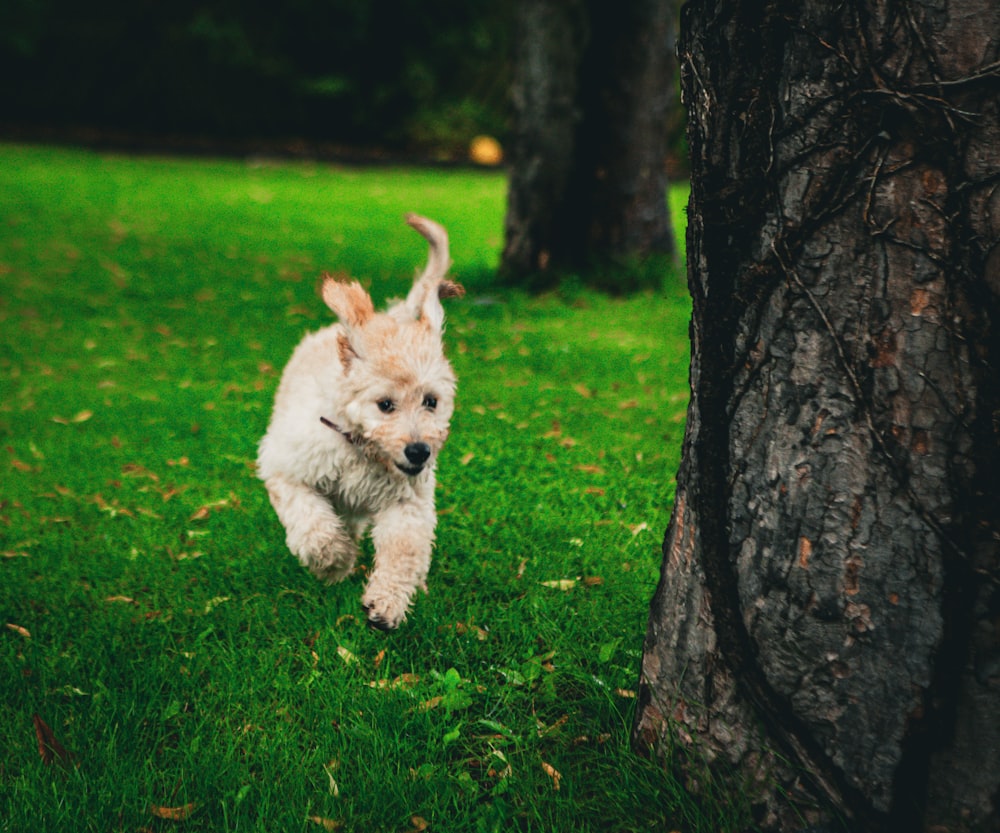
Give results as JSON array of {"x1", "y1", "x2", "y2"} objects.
[
  {"x1": 633, "y1": 1, "x2": 1000, "y2": 831},
  {"x1": 502, "y1": 0, "x2": 676, "y2": 285}
]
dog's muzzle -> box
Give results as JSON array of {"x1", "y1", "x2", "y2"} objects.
[{"x1": 397, "y1": 442, "x2": 431, "y2": 476}]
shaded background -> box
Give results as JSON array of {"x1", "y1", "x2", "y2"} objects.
[{"x1": 0, "y1": 0, "x2": 514, "y2": 159}]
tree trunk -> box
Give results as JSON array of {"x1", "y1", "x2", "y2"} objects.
[
  {"x1": 502, "y1": 0, "x2": 677, "y2": 285},
  {"x1": 633, "y1": 2, "x2": 1000, "y2": 831},
  {"x1": 501, "y1": 0, "x2": 587, "y2": 278}
]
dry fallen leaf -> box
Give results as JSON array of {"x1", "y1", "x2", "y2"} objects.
[
  {"x1": 307, "y1": 815, "x2": 344, "y2": 830},
  {"x1": 122, "y1": 463, "x2": 160, "y2": 481},
  {"x1": 337, "y1": 646, "x2": 357, "y2": 665},
  {"x1": 369, "y1": 673, "x2": 420, "y2": 690},
  {"x1": 541, "y1": 761, "x2": 562, "y2": 790},
  {"x1": 33, "y1": 714, "x2": 75, "y2": 767},
  {"x1": 540, "y1": 579, "x2": 577, "y2": 591},
  {"x1": 405, "y1": 816, "x2": 430, "y2": 833},
  {"x1": 323, "y1": 760, "x2": 341, "y2": 797},
  {"x1": 190, "y1": 499, "x2": 230, "y2": 521},
  {"x1": 104, "y1": 596, "x2": 136, "y2": 604},
  {"x1": 150, "y1": 803, "x2": 198, "y2": 821},
  {"x1": 418, "y1": 696, "x2": 444, "y2": 712},
  {"x1": 204, "y1": 596, "x2": 231, "y2": 613},
  {"x1": 53, "y1": 410, "x2": 93, "y2": 425},
  {"x1": 6, "y1": 623, "x2": 31, "y2": 638}
]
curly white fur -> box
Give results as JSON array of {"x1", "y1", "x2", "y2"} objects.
[{"x1": 257, "y1": 215, "x2": 462, "y2": 629}]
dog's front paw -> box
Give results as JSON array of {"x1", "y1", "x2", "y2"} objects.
[
  {"x1": 291, "y1": 526, "x2": 359, "y2": 584},
  {"x1": 361, "y1": 585, "x2": 412, "y2": 631}
]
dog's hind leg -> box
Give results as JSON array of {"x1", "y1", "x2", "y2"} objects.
[{"x1": 264, "y1": 474, "x2": 359, "y2": 583}]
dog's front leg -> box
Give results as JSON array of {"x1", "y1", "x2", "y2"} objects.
[
  {"x1": 363, "y1": 500, "x2": 436, "y2": 629},
  {"x1": 264, "y1": 474, "x2": 359, "y2": 583}
]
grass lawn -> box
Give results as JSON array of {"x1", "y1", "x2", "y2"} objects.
[{"x1": 0, "y1": 143, "x2": 741, "y2": 832}]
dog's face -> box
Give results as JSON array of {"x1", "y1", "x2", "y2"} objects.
[{"x1": 322, "y1": 276, "x2": 456, "y2": 477}]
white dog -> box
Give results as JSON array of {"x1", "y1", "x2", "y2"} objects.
[{"x1": 257, "y1": 215, "x2": 463, "y2": 629}]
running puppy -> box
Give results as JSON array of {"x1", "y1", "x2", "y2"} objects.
[{"x1": 258, "y1": 215, "x2": 463, "y2": 629}]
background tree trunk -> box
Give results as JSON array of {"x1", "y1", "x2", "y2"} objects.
[
  {"x1": 633, "y1": 1, "x2": 1000, "y2": 830},
  {"x1": 502, "y1": 0, "x2": 677, "y2": 286}
]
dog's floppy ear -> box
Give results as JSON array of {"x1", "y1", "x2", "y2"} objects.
[
  {"x1": 321, "y1": 273, "x2": 375, "y2": 329},
  {"x1": 321, "y1": 274, "x2": 373, "y2": 372}
]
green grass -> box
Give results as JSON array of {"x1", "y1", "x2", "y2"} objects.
[{"x1": 0, "y1": 143, "x2": 738, "y2": 832}]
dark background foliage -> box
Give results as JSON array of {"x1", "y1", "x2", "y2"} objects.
[{"x1": 0, "y1": 0, "x2": 513, "y2": 155}]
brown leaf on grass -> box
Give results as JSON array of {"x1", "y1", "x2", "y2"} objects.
[
  {"x1": 581, "y1": 576, "x2": 604, "y2": 587},
  {"x1": 155, "y1": 484, "x2": 185, "y2": 502},
  {"x1": 32, "y1": 714, "x2": 75, "y2": 767},
  {"x1": 537, "y1": 714, "x2": 569, "y2": 737},
  {"x1": 6, "y1": 623, "x2": 31, "y2": 638},
  {"x1": 11, "y1": 458, "x2": 34, "y2": 472},
  {"x1": 189, "y1": 499, "x2": 229, "y2": 521},
  {"x1": 307, "y1": 815, "x2": 344, "y2": 831},
  {"x1": 417, "y1": 696, "x2": 444, "y2": 712},
  {"x1": 92, "y1": 495, "x2": 134, "y2": 518},
  {"x1": 150, "y1": 803, "x2": 198, "y2": 821},
  {"x1": 540, "y1": 761, "x2": 562, "y2": 790},
  {"x1": 460, "y1": 452, "x2": 474, "y2": 466},
  {"x1": 405, "y1": 816, "x2": 430, "y2": 833},
  {"x1": 573, "y1": 383, "x2": 592, "y2": 398},
  {"x1": 51, "y1": 410, "x2": 93, "y2": 425},
  {"x1": 122, "y1": 463, "x2": 160, "y2": 481},
  {"x1": 369, "y1": 673, "x2": 420, "y2": 690},
  {"x1": 453, "y1": 621, "x2": 489, "y2": 641},
  {"x1": 104, "y1": 596, "x2": 136, "y2": 604},
  {"x1": 575, "y1": 464, "x2": 604, "y2": 475}
]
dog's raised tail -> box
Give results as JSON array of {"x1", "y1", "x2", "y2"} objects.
[
  {"x1": 403, "y1": 214, "x2": 464, "y2": 325},
  {"x1": 406, "y1": 213, "x2": 450, "y2": 285}
]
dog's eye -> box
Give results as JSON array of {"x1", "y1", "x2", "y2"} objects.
[
  {"x1": 422, "y1": 394, "x2": 438, "y2": 411},
  {"x1": 376, "y1": 398, "x2": 396, "y2": 414}
]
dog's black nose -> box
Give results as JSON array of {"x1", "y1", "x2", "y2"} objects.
[{"x1": 404, "y1": 442, "x2": 431, "y2": 466}]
